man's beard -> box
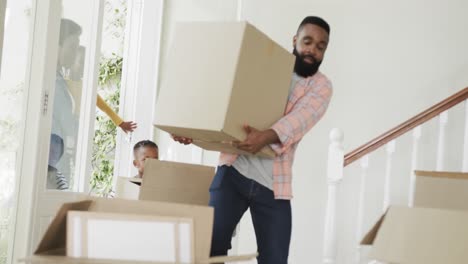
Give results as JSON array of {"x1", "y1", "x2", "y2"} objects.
[{"x1": 293, "y1": 47, "x2": 322, "y2": 78}]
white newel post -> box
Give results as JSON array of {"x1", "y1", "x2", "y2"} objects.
[
  {"x1": 463, "y1": 100, "x2": 468, "y2": 172},
  {"x1": 436, "y1": 111, "x2": 448, "y2": 171},
  {"x1": 355, "y1": 155, "x2": 369, "y2": 264},
  {"x1": 408, "y1": 126, "x2": 421, "y2": 207},
  {"x1": 323, "y1": 128, "x2": 344, "y2": 264}
]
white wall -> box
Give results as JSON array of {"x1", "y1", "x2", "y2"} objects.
[{"x1": 154, "y1": 0, "x2": 468, "y2": 263}]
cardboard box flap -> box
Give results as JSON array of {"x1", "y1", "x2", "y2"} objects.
[
  {"x1": 364, "y1": 206, "x2": 468, "y2": 264},
  {"x1": 140, "y1": 159, "x2": 215, "y2": 206},
  {"x1": 360, "y1": 212, "x2": 386, "y2": 245},
  {"x1": 128, "y1": 177, "x2": 142, "y2": 185},
  {"x1": 35, "y1": 200, "x2": 92, "y2": 255}
]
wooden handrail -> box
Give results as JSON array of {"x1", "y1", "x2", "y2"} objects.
[{"x1": 344, "y1": 87, "x2": 468, "y2": 167}]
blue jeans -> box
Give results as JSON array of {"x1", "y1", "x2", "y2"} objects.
[
  {"x1": 48, "y1": 134, "x2": 64, "y2": 167},
  {"x1": 209, "y1": 165, "x2": 291, "y2": 264}
]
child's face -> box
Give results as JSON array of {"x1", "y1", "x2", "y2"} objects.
[{"x1": 133, "y1": 147, "x2": 159, "y2": 177}]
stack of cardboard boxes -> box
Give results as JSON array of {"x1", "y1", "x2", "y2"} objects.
[{"x1": 24, "y1": 21, "x2": 295, "y2": 264}]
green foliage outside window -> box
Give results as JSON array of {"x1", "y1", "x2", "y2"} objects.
[
  {"x1": 90, "y1": 0, "x2": 127, "y2": 197},
  {"x1": 90, "y1": 54, "x2": 122, "y2": 197}
]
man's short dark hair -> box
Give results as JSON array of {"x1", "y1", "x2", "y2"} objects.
[
  {"x1": 297, "y1": 16, "x2": 330, "y2": 35},
  {"x1": 133, "y1": 140, "x2": 158, "y2": 154}
]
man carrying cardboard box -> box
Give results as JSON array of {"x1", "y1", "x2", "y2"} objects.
[{"x1": 173, "y1": 16, "x2": 333, "y2": 264}]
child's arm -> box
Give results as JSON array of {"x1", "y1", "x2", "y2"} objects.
[
  {"x1": 96, "y1": 94, "x2": 123, "y2": 125},
  {"x1": 96, "y1": 95, "x2": 137, "y2": 133}
]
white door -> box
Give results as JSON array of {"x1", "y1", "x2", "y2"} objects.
[{"x1": 10, "y1": 0, "x2": 103, "y2": 262}]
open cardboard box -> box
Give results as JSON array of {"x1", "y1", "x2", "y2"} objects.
[
  {"x1": 361, "y1": 172, "x2": 468, "y2": 263},
  {"x1": 154, "y1": 21, "x2": 294, "y2": 158},
  {"x1": 362, "y1": 206, "x2": 468, "y2": 264},
  {"x1": 22, "y1": 197, "x2": 256, "y2": 264},
  {"x1": 115, "y1": 159, "x2": 215, "y2": 205}
]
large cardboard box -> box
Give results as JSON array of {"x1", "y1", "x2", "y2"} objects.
[
  {"x1": 154, "y1": 21, "x2": 295, "y2": 158},
  {"x1": 361, "y1": 206, "x2": 468, "y2": 264},
  {"x1": 413, "y1": 170, "x2": 468, "y2": 210},
  {"x1": 23, "y1": 198, "x2": 256, "y2": 264},
  {"x1": 115, "y1": 159, "x2": 215, "y2": 205}
]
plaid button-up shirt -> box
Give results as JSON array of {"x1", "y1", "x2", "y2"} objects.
[{"x1": 219, "y1": 71, "x2": 333, "y2": 200}]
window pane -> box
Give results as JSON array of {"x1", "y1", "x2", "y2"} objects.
[{"x1": 47, "y1": 0, "x2": 96, "y2": 190}]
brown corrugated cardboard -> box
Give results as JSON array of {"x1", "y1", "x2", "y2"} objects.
[
  {"x1": 115, "y1": 176, "x2": 141, "y2": 200},
  {"x1": 114, "y1": 159, "x2": 215, "y2": 206},
  {"x1": 154, "y1": 21, "x2": 294, "y2": 158},
  {"x1": 139, "y1": 159, "x2": 215, "y2": 206},
  {"x1": 362, "y1": 206, "x2": 468, "y2": 264},
  {"x1": 28, "y1": 197, "x2": 256, "y2": 264},
  {"x1": 414, "y1": 170, "x2": 468, "y2": 210}
]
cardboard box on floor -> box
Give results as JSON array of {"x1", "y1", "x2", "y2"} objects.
[
  {"x1": 23, "y1": 197, "x2": 256, "y2": 264},
  {"x1": 154, "y1": 21, "x2": 294, "y2": 158},
  {"x1": 114, "y1": 159, "x2": 215, "y2": 205},
  {"x1": 361, "y1": 206, "x2": 468, "y2": 264},
  {"x1": 362, "y1": 172, "x2": 468, "y2": 263}
]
